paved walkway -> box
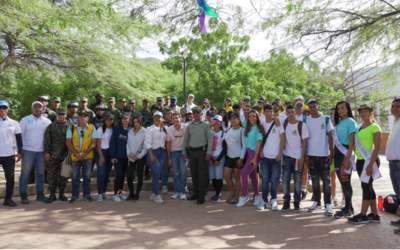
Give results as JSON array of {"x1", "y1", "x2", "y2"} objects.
[{"x1": 0, "y1": 154, "x2": 399, "y2": 249}]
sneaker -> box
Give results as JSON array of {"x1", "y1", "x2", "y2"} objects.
[
  {"x1": 271, "y1": 199, "x2": 278, "y2": 211},
  {"x1": 113, "y1": 194, "x2": 121, "y2": 202},
  {"x1": 236, "y1": 195, "x2": 249, "y2": 207},
  {"x1": 278, "y1": 177, "x2": 282, "y2": 184},
  {"x1": 307, "y1": 179, "x2": 312, "y2": 186},
  {"x1": 367, "y1": 213, "x2": 381, "y2": 223},
  {"x1": 210, "y1": 194, "x2": 221, "y2": 203},
  {"x1": 294, "y1": 202, "x2": 301, "y2": 212},
  {"x1": 394, "y1": 228, "x2": 400, "y2": 234},
  {"x1": 149, "y1": 193, "x2": 156, "y2": 200},
  {"x1": 119, "y1": 193, "x2": 127, "y2": 200},
  {"x1": 3, "y1": 198, "x2": 17, "y2": 207},
  {"x1": 154, "y1": 195, "x2": 164, "y2": 204},
  {"x1": 196, "y1": 196, "x2": 205, "y2": 204},
  {"x1": 258, "y1": 200, "x2": 267, "y2": 210},
  {"x1": 36, "y1": 192, "x2": 49, "y2": 202},
  {"x1": 334, "y1": 208, "x2": 353, "y2": 219},
  {"x1": 308, "y1": 201, "x2": 320, "y2": 212},
  {"x1": 391, "y1": 219, "x2": 400, "y2": 225},
  {"x1": 126, "y1": 193, "x2": 134, "y2": 201},
  {"x1": 253, "y1": 195, "x2": 262, "y2": 206},
  {"x1": 301, "y1": 190, "x2": 308, "y2": 200},
  {"x1": 97, "y1": 194, "x2": 103, "y2": 203},
  {"x1": 185, "y1": 186, "x2": 189, "y2": 193},
  {"x1": 162, "y1": 186, "x2": 168, "y2": 194},
  {"x1": 83, "y1": 196, "x2": 93, "y2": 202},
  {"x1": 281, "y1": 202, "x2": 290, "y2": 212},
  {"x1": 132, "y1": 194, "x2": 139, "y2": 201},
  {"x1": 348, "y1": 213, "x2": 369, "y2": 224},
  {"x1": 69, "y1": 197, "x2": 78, "y2": 204},
  {"x1": 171, "y1": 193, "x2": 179, "y2": 199},
  {"x1": 325, "y1": 204, "x2": 333, "y2": 216},
  {"x1": 20, "y1": 194, "x2": 29, "y2": 205},
  {"x1": 102, "y1": 193, "x2": 111, "y2": 200},
  {"x1": 331, "y1": 197, "x2": 339, "y2": 207},
  {"x1": 180, "y1": 193, "x2": 186, "y2": 200}
]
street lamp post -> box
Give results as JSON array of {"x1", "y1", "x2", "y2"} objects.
[{"x1": 183, "y1": 52, "x2": 188, "y2": 106}]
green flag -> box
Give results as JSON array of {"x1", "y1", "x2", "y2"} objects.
[{"x1": 198, "y1": 2, "x2": 219, "y2": 18}]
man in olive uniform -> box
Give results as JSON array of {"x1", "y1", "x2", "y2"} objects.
[
  {"x1": 140, "y1": 99, "x2": 152, "y2": 128},
  {"x1": 106, "y1": 97, "x2": 121, "y2": 127},
  {"x1": 90, "y1": 104, "x2": 107, "y2": 129},
  {"x1": 169, "y1": 95, "x2": 181, "y2": 114},
  {"x1": 38, "y1": 95, "x2": 57, "y2": 122},
  {"x1": 128, "y1": 100, "x2": 141, "y2": 119},
  {"x1": 118, "y1": 98, "x2": 127, "y2": 112},
  {"x1": 89, "y1": 92, "x2": 105, "y2": 111},
  {"x1": 44, "y1": 108, "x2": 73, "y2": 203},
  {"x1": 79, "y1": 98, "x2": 95, "y2": 120},
  {"x1": 183, "y1": 107, "x2": 213, "y2": 205},
  {"x1": 50, "y1": 97, "x2": 61, "y2": 111},
  {"x1": 66, "y1": 101, "x2": 79, "y2": 124}
]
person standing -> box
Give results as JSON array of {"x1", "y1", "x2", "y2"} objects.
[
  {"x1": 66, "y1": 101, "x2": 79, "y2": 125},
  {"x1": 224, "y1": 98, "x2": 233, "y2": 113},
  {"x1": 201, "y1": 99, "x2": 211, "y2": 120},
  {"x1": 0, "y1": 101, "x2": 22, "y2": 207},
  {"x1": 79, "y1": 98, "x2": 95, "y2": 120},
  {"x1": 118, "y1": 98, "x2": 127, "y2": 112},
  {"x1": 90, "y1": 104, "x2": 107, "y2": 130},
  {"x1": 169, "y1": 95, "x2": 181, "y2": 114},
  {"x1": 95, "y1": 114, "x2": 114, "y2": 203},
  {"x1": 89, "y1": 92, "x2": 105, "y2": 111},
  {"x1": 126, "y1": 116, "x2": 147, "y2": 201},
  {"x1": 166, "y1": 113, "x2": 188, "y2": 200},
  {"x1": 44, "y1": 108, "x2": 73, "y2": 203},
  {"x1": 182, "y1": 94, "x2": 197, "y2": 111},
  {"x1": 50, "y1": 97, "x2": 61, "y2": 111},
  {"x1": 294, "y1": 96, "x2": 308, "y2": 110},
  {"x1": 106, "y1": 97, "x2": 121, "y2": 127},
  {"x1": 280, "y1": 101, "x2": 292, "y2": 117},
  {"x1": 66, "y1": 110, "x2": 98, "y2": 203},
  {"x1": 218, "y1": 109, "x2": 231, "y2": 132},
  {"x1": 329, "y1": 108, "x2": 340, "y2": 207},
  {"x1": 38, "y1": 95, "x2": 56, "y2": 122},
  {"x1": 183, "y1": 107, "x2": 213, "y2": 204},
  {"x1": 163, "y1": 108, "x2": 173, "y2": 127},
  {"x1": 164, "y1": 96, "x2": 171, "y2": 107},
  {"x1": 19, "y1": 101, "x2": 52, "y2": 204},
  {"x1": 128, "y1": 100, "x2": 142, "y2": 119},
  {"x1": 140, "y1": 99, "x2": 152, "y2": 128}
]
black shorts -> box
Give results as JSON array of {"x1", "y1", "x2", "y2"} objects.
[{"x1": 225, "y1": 156, "x2": 242, "y2": 169}]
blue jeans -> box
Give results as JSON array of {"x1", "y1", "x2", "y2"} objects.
[
  {"x1": 146, "y1": 148, "x2": 167, "y2": 195},
  {"x1": 96, "y1": 149, "x2": 112, "y2": 194},
  {"x1": 390, "y1": 160, "x2": 400, "y2": 197},
  {"x1": 260, "y1": 157, "x2": 281, "y2": 201},
  {"x1": 19, "y1": 150, "x2": 46, "y2": 194},
  {"x1": 171, "y1": 151, "x2": 187, "y2": 193},
  {"x1": 209, "y1": 156, "x2": 225, "y2": 179},
  {"x1": 282, "y1": 155, "x2": 304, "y2": 203},
  {"x1": 71, "y1": 159, "x2": 93, "y2": 199},
  {"x1": 161, "y1": 158, "x2": 171, "y2": 188}
]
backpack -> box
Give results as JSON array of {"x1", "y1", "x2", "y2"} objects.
[
  {"x1": 383, "y1": 194, "x2": 399, "y2": 214},
  {"x1": 283, "y1": 118, "x2": 303, "y2": 139}
]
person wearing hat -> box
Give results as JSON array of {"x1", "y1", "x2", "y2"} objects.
[
  {"x1": 66, "y1": 109, "x2": 98, "y2": 203},
  {"x1": 106, "y1": 97, "x2": 121, "y2": 127},
  {"x1": 146, "y1": 104, "x2": 161, "y2": 127},
  {"x1": 37, "y1": 95, "x2": 57, "y2": 122},
  {"x1": 201, "y1": 98, "x2": 211, "y2": 120},
  {"x1": 43, "y1": 108, "x2": 74, "y2": 203},
  {"x1": 95, "y1": 113, "x2": 115, "y2": 202},
  {"x1": 243, "y1": 97, "x2": 251, "y2": 107},
  {"x1": 224, "y1": 98, "x2": 233, "y2": 113},
  {"x1": 185, "y1": 109, "x2": 193, "y2": 124},
  {"x1": 294, "y1": 95, "x2": 308, "y2": 110},
  {"x1": 79, "y1": 98, "x2": 95, "y2": 120},
  {"x1": 89, "y1": 92, "x2": 105, "y2": 111},
  {"x1": 156, "y1": 97, "x2": 163, "y2": 109},
  {"x1": 183, "y1": 106, "x2": 213, "y2": 204},
  {"x1": 168, "y1": 95, "x2": 181, "y2": 114},
  {"x1": 271, "y1": 101, "x2": 286, "y2": 119},
  {"x1": 118, "y1": 98, "x2": 127, "y2": 112},
  {"x1": 140, "y1": 99, "x2": 152, "y2": 128},
  {"x1": 19, "y1": 101, "x2": 52, "y2": 204},
  {"x1": 295, "y1": 102, "x2": 304, "y2": 121},
  {"x1": 144, "y1": 111, "x2": 168, "y2": 204},
  {"x1": 127, "y1": 100, "x2": 142, "y2": 119},
  {"x1": 182, "y1": 94, "x2": 197, "y2": 111},
  {"x1": 51, "y1": 97, "x2": 61, "y2": 111},
  {"x1": 66, "y1": 101, "x2": 80, "y2": 125},
  {"x1": 281, "y1": 100, "x2": 292, "y2": 117},
  {"x1": 90, "y1": 104, "x2": 107, "y2": 129},
  {"x1": 0, "y1": 101, "x2": 23, "y2": 207},
  {"x1": 110, "y1": 112, "x2": 131, "y2": 202},
  {"x1": 205, "y1": 110, "x2": 214, "y2": 123},
  {"x1": 164, "y1": 96, "x2": 170, "y2": 107}
]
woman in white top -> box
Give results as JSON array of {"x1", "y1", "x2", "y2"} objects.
[
  {"x1": 145, "y1": 111, "x2": 167, "y2": 204},
  {"x1": 95, "y1": 114, "x2": 114, "y2": 203},
  {"x1": 126, "y1": 117, "x2": 147, "y2": 202},
  {"x1": 201, "y1": 98, "x2": 210, "y2": 120},
  {"x1": 218, "y1": 109, "x2": 231, "y2": 132}
]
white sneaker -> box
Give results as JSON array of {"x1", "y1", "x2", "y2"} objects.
[
  {"x1": 325, "y1": 204, "x2": 333, "y2": 216},
  {"x1": 185, "y1": 186, "x2": 189, "y2": 193},
  {"x1": 97, "y1": 194, "x2": 103, "y2": 203},
  {"x1": 171, "y1": 192, "x2": 179, "y2": 199},
  {"x1": 150, "y1": 193, "x2": 156, "y2": 200},
  {"x1": 236, "y1": 195, "x2": 249, "y2": 207},
  {"x1": 102, "y1": 193, "x2": 111, "y2": 200},
  {"x1": 113, "y1": 194, "x2": 121, "y2": 202},
  {"x1": 257, "y1": 199, "x2": 267, "y2": 210},
  {"x1": 341, "y1": 199, "x2": 345, "y2": 207},
  {"x1": 271, "y1": 199, "x2": 278, "y2": 211},
  {"x1": 308, "y1": 201, "x2": 320, "y2": 212},
  {"x1": 331, "y1": 197, "x2": 339, "y2": 207},
  {"x1": 253, "y1": 195, "x2": 262, "y2": 206},
  {"x1": 180, "y1": 193, "x2": 186, "y2": 200},
  {"x1": 162, "y1": 186, "x2": 168, "y2": 194},
  {"x1": 154, "y1": 195, "x2": 164, "y2": 204},
  {"x1": 119, "y1": 193, "x2": 127, "y2": 200}
]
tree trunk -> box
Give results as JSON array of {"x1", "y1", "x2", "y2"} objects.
[{"x1": 0, "y1": 35, "x2": 16, "y2": 75}]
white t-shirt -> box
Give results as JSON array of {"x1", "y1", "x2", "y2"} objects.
[
  {"x1": 296, "y1": 114, "x2": 303, "y2": 121},
  {"x1": 262, "y1": 120, "x2": 285, "y2": 158},
  {"x1": 240, "y1": 114, "x2": 245, "y2": 121},
  {"x1": 0, "y1": 116, "x2": 22, "y2": 157},
  {"x1": 386, "y1": 117, "x2": 400, "y2": 161},
  {"x1": 201, "y1": 108, "x2": 209, "y2": 120},
  {"x1": 222, "y1": 122, "x2": 231, "y2": 133},
  {"x1": 304, "y1": 115, "x2": 333, "y2": 157},
  {"x1": 283, "y1": 121, "x2": 310, "y2": 159},
  {"x1": 97, "y1": 127, "x2": 113, "y2": 149},
  {"x1": 212, "y1": 131, "x2": 224, "y2": 157},
  {"x1": 20, "y1": 114, "x2": 52, "y2": 152},
  {"x1": 225, "y1": 127, "x2": 246, "y2": 159},
  {"x1": 281, "y1": 110, "x2": 287, "y2": 117},
  {"x1": 260, "y1": 114, "x2": 266, "y2": 123},
  {"x1": 182, "y1": 103, "x2": 197, "y2": 111}
]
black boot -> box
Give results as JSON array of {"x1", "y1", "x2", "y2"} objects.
[
  {"x1": 3, "y1": 198, "x2": 17, "y2": 207},
  {"x1": 36, "y1": 192, "x2": 49, "y2": 202},
  {"x1": 20, "y1": 194, "x2": 29, "y2": 204},
  {"x1": 46, "y1": 191, "x2": 57, "y2": 203},
  {"x1": 59, "y1": 189, "x2": 68, "y2": 201}
]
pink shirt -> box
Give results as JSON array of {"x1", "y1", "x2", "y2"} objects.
[{"x1": 166, "y1": 123, "x2": 188, "y2": 152}]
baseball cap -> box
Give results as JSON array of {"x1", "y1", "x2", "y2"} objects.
[
  {"x1": 226, "y1": 98, "x2": 232, "y2": 102},
  {"x1": 186, "y1": 109, "x2": 193, "y2": 114},
  {"x1": 55, "y1": 108, "x2": 67, "y2": 115},
  {"x1": 308, "y1": 99, "x2": 318, "y2": 105},
  {"x1": 244, "y1": 98, "x2": 250, "y2": 102},
  {"x1": 53, "y1": 97, "x2": 61, "y2": 102},
  {"x1": 357, "y1": 104, "x2": 373, "y2": 112},
  {"x1": 294, "y1": 95, "x2": 303, "y2": 100},
  {"x1": 129, "y1": 99, "x2": 135, "y2": 104},
  {"x1": 156, "y1": 97, "x2": 163, "y2": 101},
  {"x1": 80, "y1": 98, "x2": 88, "y2": 102},
  {"x1": 257, "y1": 100, "x2": 264, "y2": 103},
  {"x1": 271, "y1": 101, "x2": 280, "y2": 106},
  {"x1": 78, "y1": 110, "x2": 89, "y2": 116},
  {"x1": 285, "y1": 100, "x2": 292, "y2": 104},
  {"x1": 203, "y1": 98, "x2": 209, "y2": 103},
  {"x1": 188, "y1": 94, "x2": 194, "y2": 98},
  {"x1": 143, "y1": 99, "x2": 150, "y2": 103},
  {"x1": 105, "y1": 113, "x2": 115, "y2": 120},
  {"x1": 230, "y1": 113, "x2": 240, "y2": 119},
  {"x1": 0, "y1": 101, "x2": 9, "y2": 108},
  {"x1": 171, "y1": 95, "x2": 177, "y2": 100},
  {"x1": 121, "y1": 113, "x2": 130, "y2": 119},
  {"x1": 153, "y1": 111, "x2": 163, "y2": 117},
  {"x1": 192, "y1": 107, "x2": 201, "y2": 113},
  {"x1": 119, "y1": 98, "x2": 126, "y2": 102},
  {"x1": 275, "y1": 97, "x2": 281, "y2": 101},
  {"x1": 31, "y1": 101, "x2": 44, "y2": 108},
  {"x1": 206, "y1": 110, "x2": 214, "y2": 116},
  {"x1": 122, "y1": 105, "x2": 132, "y2": 112},
  {"x1": 108, "y1": 97, "x2": 115, "y2": 102},
  {"x1": 213, "y1": 115, "x2": 223, "y2": 122},
  {"x1": 259, "y1": 97, "x2": 266, "y2": 101}
]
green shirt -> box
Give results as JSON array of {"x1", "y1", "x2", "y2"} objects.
[
  {"x1": 183, "y1": 120, "x2": 214, "y2": 155},
  {"x1": 355, "y1": 123, "x2": 382, "y2": 160}
]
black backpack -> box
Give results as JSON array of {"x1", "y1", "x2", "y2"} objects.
[{"x1": 383, "y1": 194, "x2": 399, "y2": 214}]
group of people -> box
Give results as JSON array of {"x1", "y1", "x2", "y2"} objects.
[{"x1": 1, "y1": 93, "x2": 400, "y2": 230}]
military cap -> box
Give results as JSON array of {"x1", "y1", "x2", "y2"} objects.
[
  {"x1": 108, "y1": 97, "x2": 115, "y2": 102},
  {"x1": 52, "y1": 97, "x2": 61, "y2": 102},
  {"x1": 119, "y1": 98, "x2": 126, "y2": 102},
  {"x1": 143, "y1": 99, "x2": 150, "y2": 103},
  {"x1": 192, "y1": 107, "x2": 201, "y2": 113},
  {"x1": 78, "y1": 110, "x2": 89, "y2": 116},
  {"x1": 156, "y1": 97, "x2": 163, "y2": 101},
  {"x1": 37, "y1": 95, "x2": 50, "y2": 102},
  {"x1": 129, "y1": 99, "x2": 135, "y2": 104},
  {"x1": 80, "y1": 97, "x2": 88, "y2": 102},
  {"x1": 55, "y1": 108, "x2": 67, "y2": 115}
]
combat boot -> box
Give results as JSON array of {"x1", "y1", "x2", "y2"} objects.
[
  {"x1": 36, "y1": 192, "x2": 49, "y2": 202},
  {"x1": 59, "y1": 189, "x2": 68, "y2": 201},
  {"x1": 20, "y1": 194, "x2": 29, "y2": 204},
  {"x1": 46, "y1": 191, "x2": 57, "y2": 203}
]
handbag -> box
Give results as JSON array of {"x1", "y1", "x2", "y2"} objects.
[{"x1": 60, "y1": 153, "x2": 73, "y2": 180}]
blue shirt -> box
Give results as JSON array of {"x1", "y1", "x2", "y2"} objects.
[
  {"x1": 336, "y1": 117, "x2": 357, "y2": 145},
  {"x1": 244, "y1": 122, "x2": 263, "y2": 151},
  {"x1": 66, "y1": 123, "x2": 98, "y2": 151}
]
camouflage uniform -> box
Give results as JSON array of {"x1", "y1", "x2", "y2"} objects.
[
  {"x1": 131, "y1": 110, "x2": 142, "y2": 120},
  {"x1": 90, "y1": 115, "x2": 105, "y2": 130},
  {"x1": 43, "y1": 107, "x2": 57, "y2": 122},
  {"x1": 44, "y1": 118, "x2": 73, "y2": 191},
  {"x1": 140, "y1": 109, "x2": 152, "y2": 128},
  {"x1": 66, "y1": 113, "x2": 78, "y2": 124}
]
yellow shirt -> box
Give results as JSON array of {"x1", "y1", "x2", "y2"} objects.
[{"x1": 224, "y1": 107, "x2": 233, "y2": 112}]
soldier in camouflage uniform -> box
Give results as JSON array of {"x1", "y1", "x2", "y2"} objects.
[
  {"x1": 66, "y1": 101, "x2": 79, "y2": 124},
  {"x1": 106, "y1": 97, "x2": 121, "y2": 127},
  {"x1": 50, "y1": 97, "x2": 61, "y2": 111},
  {"x1": 89, "y1": 92, "x2": 105, "y2": 111},
  {"x1": 140, "y1": 99, "x2": 152, "y2": 128},
  {"x1": 79, "y1": 98, "x2": 95, "y2": 120},
  {"x1": 44, "y1": 108, "x2": 73, "y2": 203},
  {"x1": 38, "y1": 95, "x2": 57, "y2": 122},
  {"x1": 90, "y1": 104, "x2": 107, "y2": 129},
  {"x1": 118, "y1": 98, "x2": 127, "y2": 112},
  {"x1": 128, "y1": 99, "x2": 141, "y2": 119}
]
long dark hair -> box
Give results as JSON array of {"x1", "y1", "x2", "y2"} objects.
[
  {"x1": 132, "y1": 116, "x2": 143, "y2": 128},
  {"x1": 101, "y1": 117, "x2": 115, "y2": 133},
  {"x1": 218, "y1": 109, "x2": 228, "y2": 128},
  {"x1": 334, "y1": 101, "x2": 354, "y2": 126},
  {"x1": 244, "y1": 110, "x2": 265, "y2": 136}
]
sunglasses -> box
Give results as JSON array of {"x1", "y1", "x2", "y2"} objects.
[
  {"x1": 213, "y1": 120, "x2": 221, "y2": 124},
  {"x1": 80, "y1": 130, "x2": 84, "y2": 137},
  {"x1": 0, "y1": 106, "x2": 8, "y2": 110}
]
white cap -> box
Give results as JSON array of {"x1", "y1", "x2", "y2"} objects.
[
  {"x1": 294, "y1": 95, "x2": 303, "y2": 100},
  {"x1": 213, "y1": 115, "x2": 223, "y2": 122},
  {"x1": 188, "y1": 94, "x2": 194, "y2": 98},
  {"x1": 153, "y1": 111, "x2": 163, "y2": 118},
  {"x1": 32, "y1": 101, "x2": 44, "y2": 108}
]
